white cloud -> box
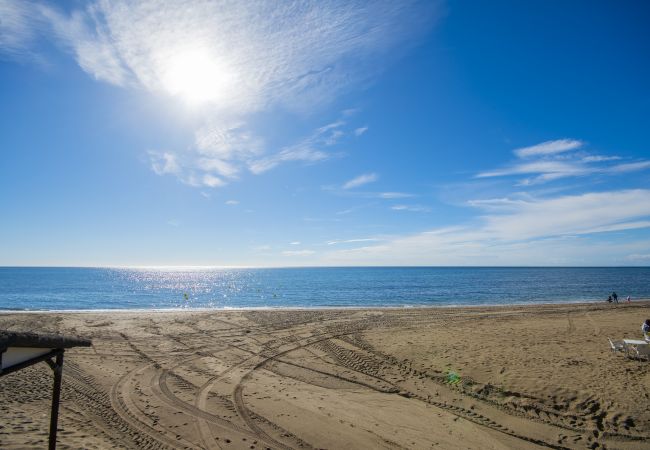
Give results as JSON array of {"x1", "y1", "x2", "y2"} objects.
[
  {"x1": 0, "y1": 1, "x2": 40, "y2": 58},
  {"x1": 478, "y1": 160, "x2": 588, "y2": 179},
  {"x1": 249, "y1": 143, "x2": 329, "y2": 175},
  {"x1": 627, "y1": 253, "x2": 650, "y2": 261},
  {"x1": 225, "y1": 200, "x2": 239, "y2": 205},
  {"x1": 248, "y1": 119, "x2": 350, "y2": 174},
  {"x1": 514, "y1": 139, "x2": 583, "y2": 158},
  {"x1": 149, "y1": 150, "x2": 234, "y2": 188},
  {"x1": 343, "y1": 173, "x2": 379, "y2": 189},
  {"x1": 290, "y1": 241, "x2": 301, "y2": 245},
  {"x1": 580, "y1": 221, "x2": 650, "y2": 235},
  {"x1": 194, "y1": 123, "x2": 264, "y2": 160},
  {"x1": 327, "y1": 238, "x2": 382, "y2": 245},
  {"x1": 466, "y1": 197, "x2": 528, "y2": 211},
  {"x1": 582, "y1": 155, "x2": 621, "y2": 163},
  {"x1": 197, "y1": 158, "x2": 240, "y2": 179},
  {"x1": 202, "y1": 174, "x2": 224, "y2": 188},
  {"x1": 379, "y1": 192, "x2": 414, "y2": 199},
  {"x1": 55, "y1": 1, "x2": 431, "y2": 110},
  {"x1": 149, "y1": 115, "x2": 355, "y2": 185},
  {"x1": 324, "y1": 189, "x2": 650, "y2": 265},
  {"x1": 481, "y1": 190, "x2": 650, "y2": 240},
  {"x1": 149, "y1": 151, "x2": 180, "y2": 175},
  {"x1": 610, "y1": 161, "x2": 650, "y2": 173},
  {"x1": 391, "y1": 204, "x2": 431, "y2": 212},
  {"x1": 477, "y1": 138, "x2": 650, "y2": 186},
  {"x1": 354, "y1": 126, "x2": 368, "y2": 136},
  {"x1": 324, "y1": 189, "x2": 414, "y2": 200}
]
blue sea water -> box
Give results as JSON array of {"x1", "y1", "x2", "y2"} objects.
[{"x1": 0, "y1": 267, "x2": 648, "y2": 311}]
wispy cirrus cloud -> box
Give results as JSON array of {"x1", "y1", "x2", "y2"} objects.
[
  {"x1": 477, "y1": 138, "x2": 650, "y2": 186},
  {"x1": 0, "y1": 1, "x2": 42, "y2": 59},
  {"x1": 327, "y1": 238, "x2": 383, "y2": 245},
  {"x1": 0, "y1": 0, "x2": 438, "y2": 189},
  {"x1": 391, "y1": 204, "x2": 431, "y2": 212},
  {"x1": 581, "y1": 155, "x2": 621, "y2": 163},
  {"x1": 354, "y1": 126, "x2": 369, "y2": 136},
  {"x1": 149, "y1": 151, "x2": 180, "y2": 176},
  {"x1": 320, "y1": 139, "x2": 650, "y2": 265},
  {"x1": 379, "y1": 192, "x2": 414, "y2": 199},
  {"x1": 478, "y1": 190, "x2": 650, "y2": 240},
  {"x1": 148, "y1": 150, "x2": 230, "y2": 187},
  {"x1": 343, "y1": 173, "x2": 379, "y2": 189},
  {"x1": 514, "y1": 139, "x2": 583, "y2": 158},
  {"x1": 609, "y1": 161, "x2": 650, "y2": 173},
  {"x1": 627, "y1": 253, "x2": 650, "y2": 261},
  {"x1": 248, "y1": 120, "x2": 346, "y2": 175},
  {"x1": 325, "y1": 189, "x2": 650, "y2": 265},
  {"x1": 149, "y1": 116, "x2": 353, "y2": 187},
  {"x1": 478, "y1": 160, "x2": 587, "y2": 179}
]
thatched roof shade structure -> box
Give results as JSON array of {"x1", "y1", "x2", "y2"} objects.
[{"x1": 1, "y1": 330, "x2": 91, "y2": 450}]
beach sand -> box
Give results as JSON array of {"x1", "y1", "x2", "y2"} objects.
[{"x1": 1, "y1": 301, "x2": 649, "y2": 449}]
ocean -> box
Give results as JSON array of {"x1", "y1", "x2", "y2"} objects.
[{"x1": 0, "y1": 266, "x2": 648, "y2": 311}]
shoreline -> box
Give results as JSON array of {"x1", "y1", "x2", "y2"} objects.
[{"x1": 2, "y1": 297, "x2": 648, "y2": 314}]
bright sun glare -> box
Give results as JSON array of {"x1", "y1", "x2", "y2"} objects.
[{"x1": 162, "y1": 48, "x2": 235, "y2": 105}]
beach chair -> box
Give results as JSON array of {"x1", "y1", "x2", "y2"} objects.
[
  {"x1": 608, "y1": 338, "x2": 625, "y2": 353},
  {"x1": 635, "y1": 345, "x2": 650, "y2": 361}
]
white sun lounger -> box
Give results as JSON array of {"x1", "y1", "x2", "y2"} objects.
[
  {"x1": 635, "y1": 344, "x2": 650, "y2": 361},
  {"x1": 608, "y1": 337, "x2": 625, "y2": 353}
]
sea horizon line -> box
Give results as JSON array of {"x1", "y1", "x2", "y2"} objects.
[{"x1": 1, "y1": 265, "x2": 649, "y2": 270}]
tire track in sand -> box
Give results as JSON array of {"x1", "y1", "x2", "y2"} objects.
[{"x1": 110, "y1": 363, "x2": 201, "y2": 449}]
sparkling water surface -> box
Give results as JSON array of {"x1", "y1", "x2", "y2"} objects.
[{"x1": 0, "y1": 267, "x2": 648, "y2": 311}]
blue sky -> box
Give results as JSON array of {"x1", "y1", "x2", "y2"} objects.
[{"x1": 1, "y1": 0, "x2": 649, "y2": 266}]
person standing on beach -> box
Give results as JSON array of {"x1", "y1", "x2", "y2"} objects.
[
  {"x1": 607, "y1": 295, "x2": 612, "y2": 303},
  {"x1": 627, "y1": 295, "x2": 631, "y2": 302},
  {"x1": 612, "y1": 292, "x2": 618, "y2": 304}
]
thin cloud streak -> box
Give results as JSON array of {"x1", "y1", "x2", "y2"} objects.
[
  {"x1": 327, "y1": 238, "x2": 382, "y2": 245},
  {"x1": 354, "y1": 126, "x2": 369, "y2": 136},
  {"x1": 391, "y1": 204, "x2": 430, "y2": 212},
  {"x1": 248, "y1": 120, "x2": 346, "y2": 175},
  {"x1": 343, "y1": 173, "x2": 379, "y2": 189},
  {"x1": 379, "y1": 192, "x2": 414, "y2": 199},
  {"x1": 514, "y1": 139, "x2": 583, "y2": 158},
  {"x1": 610, "y1": 161, "x2": 650, "y2": 173}
]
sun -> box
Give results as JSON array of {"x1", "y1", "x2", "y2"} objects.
[{"x1": 162, "y1": 48, "x2": 235, "y2": 105}]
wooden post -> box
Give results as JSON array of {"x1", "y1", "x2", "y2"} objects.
[{"x1": 48, "y1": 351, "x2": 64, "y2": 450}]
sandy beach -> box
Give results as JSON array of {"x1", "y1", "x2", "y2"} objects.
[{"x1": 1, "y1": 301, "x2": 650, "y2": 449}]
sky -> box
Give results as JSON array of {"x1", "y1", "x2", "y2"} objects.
[{"x1": 1, "y1": 0, "x2": 649, "y2": 267}]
